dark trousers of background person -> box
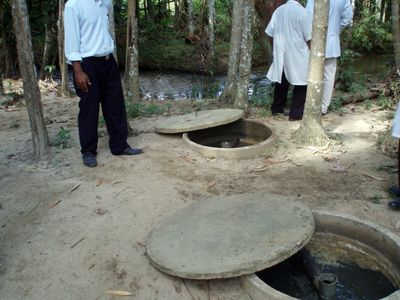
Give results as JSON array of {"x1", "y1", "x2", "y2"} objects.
[
  {"x1": 271, "y1": 71, "x2": 307, "y2": 120},
  {"x1": 73, "y1": 54, "x2": 129, "y2": 155}
]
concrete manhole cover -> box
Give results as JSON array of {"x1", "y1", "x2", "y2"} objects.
[
  {"x1": 154, "y1": 108, "x2": 244, "y2": 134},
  {"x1": 146, "y1": 193, "x2": 315, "y2": 280}
]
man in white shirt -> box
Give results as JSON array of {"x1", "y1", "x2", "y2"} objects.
[
  {"x1": 306, "y1": 0, "x2": 353, "y2": 115},
  {"x1": 64, "y1": 0, "x2": 142, "y2": 167},
  {"x1": 266, "y1": 0, "x2": 312, "y2": 121}
]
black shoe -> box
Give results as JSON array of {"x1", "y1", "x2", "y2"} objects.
[
  {"x1": 389, "y1": 186, "x2": 400, "y2": 197},
  {"x1": 322, "y1": 112, "x2": 327, "y2": 116},
  {"x1": 388, "y1": 199, "x2": 400, "y2": 209},
  {"x1": 82, "y1": 152, "x2": 97, "y2": 167},
  {"x1": 289, "y1": 117, "x2": 302, "y2": 121},
  {"x1": 120, "y1": 146, "x2": 143, "y2": 156}
]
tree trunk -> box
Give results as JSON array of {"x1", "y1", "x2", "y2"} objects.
[
  {"x1": 39, "y1": 18, "x2": 55, "y2": 80},
  {"x1": 187, "y1": 0, "x2": 194, "y2": 36},
  {"x1": 207, "y1": 0, "x2": 215, "y2": 61},
  {"x1": 234, "y1": 0, "x2": 255, "y2": 109},
  {"x1": 0, "y1": 0, "x2": 15, "y2": 77},
  {"x1": 125, "y1": 0, "x2": 141, "y2": 102},
  {"x1": 11, "y1": 0, "x2": 50, "y2": 160},
  {"x1": 220, "y1": 0, "x2": 243, "y2": 103},
  {"x1": 109, "y1": 0, "x2": 118, "y2": 62},
  {"x1": 392, "y1": 0, "x2": 400, "y2": 72},
  {"x1": 57, "y1": 0, "x2": 71, "y2": 97},
  {"x1": 295, "y1": 0, "x2": 330, "y2": 146},
  {"x1": 0, "y1": 71, "x2": 4, "y2": 94}
]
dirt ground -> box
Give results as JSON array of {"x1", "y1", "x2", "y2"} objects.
[{"x1": 1, "y1": 80, "x2": 400, "y2": 300}]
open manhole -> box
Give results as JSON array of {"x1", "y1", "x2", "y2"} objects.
[
  {"x1": 146, "y1": 195, "x2": 400, "y2": 299},
  {"x1": 154, "y1": 109, "x2": 275, "y2": 159},
  {"x1": 240, "y1": 211, "x2": 400, "y2": 300}
]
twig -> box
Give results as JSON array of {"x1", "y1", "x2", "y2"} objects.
[
  {"x1": 113, "y1": 187, "x2": 130, "y2": 199},
  {"x1": 48, "y1": 199, "x2": 62, "y2": 208},
  {"x1": 361, "y1": 172, "x2": 386, "y2": 181},
  {"x1": 27, "y1": 199, "x2": 41, "y2": 216},
  {"x1": 70, "y1": 237, "x2": 85, "y2": 249},
  {"x1": 69, "y1": 183, "x2": 81, "y2": 193},
  {"x1": 181, "y1": 279, "x2": 196, "y2": 300}
]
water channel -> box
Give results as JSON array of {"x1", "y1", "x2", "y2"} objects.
[{"x1": 61, "y1": 55, "x2": 393, "y2": 103}]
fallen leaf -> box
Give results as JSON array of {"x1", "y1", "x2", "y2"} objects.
[
  {"x1": 137, "y1": 241, "x2": 146, "y2": 247},
  {"x1": 95, "y1": 208, "x2": 107, "y2": 216},
  {"x1": 395, "y1": 221, "x2": 400, "y2": 232},
  {"x1": 207, "y1": 181, "x2": 216, "y2": 191},
  {"x1": 105, "y1": 290, "x2": 132, "y2": 296},
  {"x1": 95, "y1": 178, "x2": 103, "y2": 186}
]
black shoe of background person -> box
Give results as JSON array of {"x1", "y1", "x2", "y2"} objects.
[
  {"x1": 388, "y1": 198, "x2": 400, "y2": 209},
  {"x1": 389, "y1": 186, "x2": 400, "y2": 197},
  {"x1": 272, "y1": 111, "x2": 289, "y2": 116},
  {"x1": 289, "y1": 116, "x2": 302, "y2": 121},
  {"x1": 82, "y1": 152, "x2": 97, "y2": 167},
  {"x1": 119, "y1": 146, "x2": 143, "y2": 156}
]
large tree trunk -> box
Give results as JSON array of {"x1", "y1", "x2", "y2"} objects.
[
  {"x1": 207, "y1": 0, "x2": 215, "y2": 61},
  {"x1": 11, "y1": 0, "x2": 50, "y2": 160},
  {"x1": 57, "y1": 0, "x2": 71, "y2": 97},
  {"x1": 125, "y1": 0, "x2": 141, "y2": 102},
  {"x1": 392, "y1": 0, "x2": 400, "y2": 72},
  {"x1": 0, "y1": 0, "x2": 15, "y2": 77},
  {"x1": 295, "y1": 0, "x2": 330, "y2": 146},
  {"x1": 234, "y1": 0, "x2": 255, "y2": 109},
  {"x1": 220, "y1": 0, "x2": 243, "y2": 103}
]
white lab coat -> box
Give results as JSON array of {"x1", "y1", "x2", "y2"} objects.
[
  {"x1": 265, "y1": 0, "x2": 312, "y2": 85},
  {"x1": 393, "y1": 104, "x2": 400, "y2": 138},
  {"x1": 306, "y1": 0, "x2": 353, "y2": 58}
]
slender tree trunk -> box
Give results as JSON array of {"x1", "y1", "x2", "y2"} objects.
[
  {"x1": 295, "y1": 0, "x2": 330, "y2": 146},
  {"x1": 125, "y1": 0, "x2": 141, "y2": 102},
  {"x1": 57, "y1": 0, "x2": 71, "y2": 97},
  {"x1": 39, "y1": 19, "x2": 54, "y2": 80},
  {"x1": 187, "y1": 0, "x2": 194, "y2": 36},
  {"x1": 392, "y1": 0, "x2": 400, "y2": 72},
  {"x1": 0, "y1": 71, "x2": 4, "y2": 94},
  {"x1": 109, "y1": 0, "x2": 118, "y2": 62},
  {"x1": 207, "y1": 0, "x2": 215, "y2": 61},
  {"x1": 0, "y1": 0, "x2": 15, "y2": 77},
  {"x1": 380, "y1": 0, "x2": 386, "y2": 21},
  {"x1": 234, "y1": 0, "x2": 255, "y2": 109},
  {"x1": 220, "y1": 0, "x2": 243, "y2": 103},
  {"x1": 11, "y1": 0, "x2": 50, "y2": 160}
]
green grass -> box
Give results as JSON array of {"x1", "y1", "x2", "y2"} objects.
[{"x1": 52, "y1": 127, "x2": 72, "y2": 149}]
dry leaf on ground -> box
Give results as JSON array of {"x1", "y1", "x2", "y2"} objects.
[{"x1": 105, "y1": 290, "x2": 132, "y2": 296}]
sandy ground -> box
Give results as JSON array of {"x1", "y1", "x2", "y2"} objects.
[{"x1": 1, "y1": 81, "x2": 400, "y2": 300}]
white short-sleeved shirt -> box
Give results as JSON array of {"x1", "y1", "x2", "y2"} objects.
[
  {"x1": 265, "y1": 0, "x2": 312, "y2": 85},
  {"x1": 64, "y1": 0, "x2": 115, "y2": 63},
  {"x1": 306, "y1": 0, "x2": 353, "y2": 58}
]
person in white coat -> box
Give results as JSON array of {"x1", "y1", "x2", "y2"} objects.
[
  {"x1": 266, "y1": 0, "x2": 312, "y2": 121},
  {"x1": 306, "y1": 0, "x2": 353, "y2": 115},
  {"x1": 389, "y1": 105, "x2": 400, "y2": 209}
]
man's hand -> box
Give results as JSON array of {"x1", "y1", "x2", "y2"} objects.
[{"x1": 72, "y1": 61, "x2": 91, "y2": 93}]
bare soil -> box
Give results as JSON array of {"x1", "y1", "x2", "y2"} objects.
[{"x1": 1, "y1": 80, "x2": 399, "y2": 300}]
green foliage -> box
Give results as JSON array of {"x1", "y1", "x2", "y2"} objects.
[
  {"x1": 126, "y1": 101, "x2": 171, "y2": 119},
  {"x1": 44, "y1": 65, "x2": 56, "y2": 79},
  {"x1": 347, "y1": 11, "x2": 392, "y2": 54},
  {"x1": 377, "y1": 93, "x2": 394, "y2": 110},
  {"x1": 52, "y1": 127, "x2": 72, "y2": 149}
]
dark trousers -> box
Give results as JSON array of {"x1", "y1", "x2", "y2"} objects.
[
  {"x1": 271, "y1": 71, "x2": 307, "y2": 119},
  {"x1": 73, "y1": 55, "x2": 128, "y2": 155}
]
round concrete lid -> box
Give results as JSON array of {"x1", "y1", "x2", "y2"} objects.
[
  {"x1": 146, "y1": 193, "x2": 315, "y2": 280},
  {"x1": 154, "y1": 109, "x2": 244, "y2": 134}
]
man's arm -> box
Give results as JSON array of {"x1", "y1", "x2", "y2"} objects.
[
  {"x1": 64, "y1": 6, "x2": 91, "y2": 93},
  {"x1": 340, "y1": 0, "x2": 353, "y2": 30}
]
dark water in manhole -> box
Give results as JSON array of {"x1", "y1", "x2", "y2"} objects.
[{"x1": 256, "y1": 255, "x2": 397, "y2": 300}]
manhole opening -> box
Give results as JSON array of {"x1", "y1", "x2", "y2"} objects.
[
  {"x1": 186, "y1": 119, "x2": 272, "y2": 148},
  {"x1": 256, "y1": 251, "x2": 397, "y2": 299},
  {"x1": 243, "y1": 212, "x2": 400, "y2": 300}
]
